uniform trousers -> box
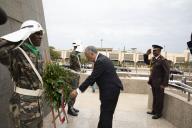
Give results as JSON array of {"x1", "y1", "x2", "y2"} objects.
[{"x1": 151, "y1": 86, "x2": 164, "y2": 115}]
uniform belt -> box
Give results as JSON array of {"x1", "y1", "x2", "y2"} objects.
[{"x1": 15, "y1": 87, "x2": 43, "y2": 96}]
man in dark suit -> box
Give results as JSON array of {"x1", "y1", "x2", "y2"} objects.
[
  {"x1": 144, "y1": 45, "x2": 170, "y2": 119},
  {"x1": 71, "y1": 46, "x2": 123, "y2": 128}
]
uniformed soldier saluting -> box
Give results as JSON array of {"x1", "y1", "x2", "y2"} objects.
[
  {"x1": 0, "y1": 20, "x2": 44, "y2": 127},
  {"x1": 68, "y1": 41, "x2": 82, "y2": 116},
  {"x1": 144, "y1": 45, "x2": 170, "y2": 119}
]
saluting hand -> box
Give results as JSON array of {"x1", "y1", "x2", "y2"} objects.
[
  {"x1": 70, "y1": 90, "x2": 78, "y2": 98},
  {"x1": 146, "y1": 49, "x2": 151, "y2": 55}
]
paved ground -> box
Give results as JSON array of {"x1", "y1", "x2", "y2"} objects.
[{"x1": 44, "y1": 89, "x2": 177, "y2": 128}]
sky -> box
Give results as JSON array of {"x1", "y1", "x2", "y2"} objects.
[{"x1": 42, "y1": 0, "x2": 192, "y2": 53}]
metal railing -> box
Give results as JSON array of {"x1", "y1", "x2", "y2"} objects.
[{"x1": 168, "y1": 80, "x2": 192, "y2": 101}]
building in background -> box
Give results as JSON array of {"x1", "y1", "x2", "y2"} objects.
[
  {"x1": 59, "y1": 47, "x2": 191, "y2": 68},
  {"x1": 0, "y1": 1, "x2": 49, "y2": 127}
]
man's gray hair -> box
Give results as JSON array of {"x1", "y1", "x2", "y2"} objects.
[{"x1": 85, "y1": 46, "x2": 97, "y2": 54}]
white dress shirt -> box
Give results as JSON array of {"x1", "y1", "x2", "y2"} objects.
[{"x1": 155, "y1": 54, "x2": 161, "y2": 59}]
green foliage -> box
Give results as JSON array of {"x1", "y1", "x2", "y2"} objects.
[
  {"x1": 49, "y1": 46, "x2": 61, "y2": 61},
  {"x1": 43, "y1": 63, "x2": 75, "y2": 109}
]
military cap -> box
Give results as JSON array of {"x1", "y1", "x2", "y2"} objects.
[
  {"x1": 1, "y1": 20, "x2": 43, "y2": 44},
  {"x1": 152, "y1": 44, "x2": 163, "y2": 49},
  {"x1": 72, "y1": 42, "x2": 80, "y2": 47}
]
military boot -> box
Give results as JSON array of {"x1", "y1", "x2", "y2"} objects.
[
  {"x1": 72, "y1": 107, "x2": 79, "y2": 113},
  {"x1": 68, "y1": 107, "x2": 78, "y2": 116}
]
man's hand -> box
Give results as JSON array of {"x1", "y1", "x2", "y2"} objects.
[
  {"x1": 146, "y1": 49, "x2": 151, "y2": 55},
  {"x1": 70, "y1": 90, "x2": 78, "y2": 98}
]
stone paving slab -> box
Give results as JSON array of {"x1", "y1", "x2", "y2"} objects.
[{"x1": 44, "y1": 89, "x2": 177, "y2": 128}]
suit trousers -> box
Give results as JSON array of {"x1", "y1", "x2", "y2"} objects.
[
  {"x1": 151, "y1": 86, "x2": 164, "y2": 115},
  {"x1": 97, "y1": 91, "x2": 120, "y2": 128}
]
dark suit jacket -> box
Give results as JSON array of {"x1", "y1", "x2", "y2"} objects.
[
  {"x1": 79, "y1": 54, "x2": 123, "y2": 100},
  {"x1": 144, "y1": 54, "x2": 170, "y2": 88}
]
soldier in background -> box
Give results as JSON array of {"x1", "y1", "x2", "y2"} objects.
[
  {"x1": 68, "y1": 41, "x2": 82, "y2": 116},
  {"x1": 0, "y1": 20, "x2": 44, "y2": 128},
  {"x1": 144, "y1": 45, "x2": 170, "y2": 119}
]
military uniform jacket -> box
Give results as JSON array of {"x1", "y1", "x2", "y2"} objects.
[
  {"x1": 144, "y1": 54, "x2": 170, "y2": 88},
  {"x1": 0, "y1": 39, "x2": 43, "y2": 90},
  {"x1": 69, "y1": 50, "x2": 81, "y2": 72}
]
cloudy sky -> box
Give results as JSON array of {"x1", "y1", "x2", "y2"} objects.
[{"x1": 42, "y1": 0, "x2": 192, "y2": 52}]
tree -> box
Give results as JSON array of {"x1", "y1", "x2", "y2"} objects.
[{"x1": 49, "y1": 46, "x2": 61, "y2": 61}]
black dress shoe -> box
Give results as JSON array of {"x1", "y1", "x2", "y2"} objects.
[
  {"x1": 152, "y1": 114, "x2": 162, "y2": 119},
  {"x1": 147, "y1": 111, "x2": 155, "y2": 115},
  {"x1": 73, "y1": 107, "x2": 79, "y2": 113},
  {"x1": 68, "y1": 108, "x2": 78, "y2": 116}
]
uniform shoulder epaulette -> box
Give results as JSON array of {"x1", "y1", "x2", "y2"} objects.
[{"x1": 160, "y1": 56, "x2": 166, "y2": 60}]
